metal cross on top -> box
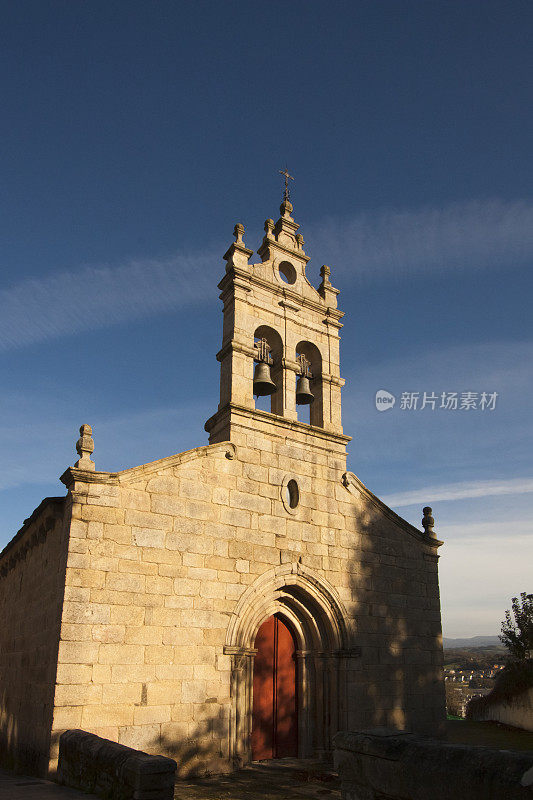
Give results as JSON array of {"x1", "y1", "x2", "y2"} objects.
[{"x1": 279, "y1": 167, "x2": 294, "y2": 202}]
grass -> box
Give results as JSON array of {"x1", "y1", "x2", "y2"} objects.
[{"x1": 445, "y1": 719, "x2": 533, "y2": 752}]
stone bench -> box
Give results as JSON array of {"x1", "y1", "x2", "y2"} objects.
[
  {"x1": 334, "y1": 728, "x2": 533, "y2": 799},
  {"x1": 57, "y1": 730, "x2": 177, "y2": 800}
]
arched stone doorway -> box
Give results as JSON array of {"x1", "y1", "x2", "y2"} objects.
[{"x1": 224, "y1": 563, "x2": 351, "y2": 767}]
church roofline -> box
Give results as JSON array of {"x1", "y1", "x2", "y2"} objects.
[
  {"x1": 218, "y1": 266, "x2": 344, "y2": 322},
  {"x1": 256, "y1": 235, "x2": 311, "y2": 265},
  {"x1": 60, "y1": 441, "x2": 237, "y2": 488},
  {"x1": 341, "y1": 471, "x2": 443, "y2": 548},
  {"x1": 116, "y1": 441, "x2": 237, "y2": 482},
  {"x1": 0, "y1": 496, "x2": 65, "y2": 565}
]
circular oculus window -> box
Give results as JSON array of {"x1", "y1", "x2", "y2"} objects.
[
  {"x1": 281, "y1": 476, "x2": 300, "y2": 514},
  {"x1": 278, "y1": 260, "x2": 297, "y2": 285}
]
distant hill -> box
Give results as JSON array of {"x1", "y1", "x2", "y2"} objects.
[{"x1": 443, "y1": 635, "x2": 502, "y2": 649}]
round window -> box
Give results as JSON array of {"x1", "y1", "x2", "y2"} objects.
[
  {"x1": 281, "y1": 477, "x2": 300, "y2": 513},
  {"x1": 286, "y1": 479, "x2": 299, "y2": 508},
  {"x1": 278, "y1": 261, "x2": 297, "y2": 285}
]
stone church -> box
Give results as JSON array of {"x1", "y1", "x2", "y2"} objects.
[{"x1": 0, "y1": 191, "x2": 445, "y2": 778}]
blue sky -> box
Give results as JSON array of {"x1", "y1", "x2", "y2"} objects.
[{"x1": 1, "y1": 1, "x2": 532, "y2": 637}]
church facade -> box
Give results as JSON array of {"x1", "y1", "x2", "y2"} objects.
[{"x1": 0, "y1": 195, "x2": 445, "y2": 778}]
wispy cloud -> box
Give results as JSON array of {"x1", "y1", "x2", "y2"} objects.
[
  {"x1": 0, "y1": 249, "x2": 219, "y2": 351},
  {"x1": 310, "y1": 198, "x2": 533, "y2": 279},
  {"x1": 0, "y1": 399, "x2": 212, "y2": 493},
  {"x1": 382, "y1": 477, "x2": 533, "y2": 508},
  {"x1": 0, "y1": 397, "x2": 213, "y2": 545},
  {"x1": 2, "y1": 196, "x2": 532, "y2": 351}
]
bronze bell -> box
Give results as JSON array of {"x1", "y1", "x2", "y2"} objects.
[
  {"x1": 253, "y1": 361, "x2": 276, "y2": 396},
  {"x1": 296, "y1": 375, "x2": 314, "y2": 405}
]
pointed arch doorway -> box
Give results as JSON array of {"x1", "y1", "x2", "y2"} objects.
[
  {"x1": 225, "y1": 564, "x2": 351, "y2": 768},
  {"x1": 251, "y1": 614, "x2": 298, "y2": 760}
]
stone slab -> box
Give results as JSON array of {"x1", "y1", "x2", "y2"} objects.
[{"x1": 0, "y1": 768, "x2": 98, "y2": 799}]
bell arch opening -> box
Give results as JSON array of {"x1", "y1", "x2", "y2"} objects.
[
  {"x1": 224, "y1": 565, "x2": 349, "y2": 766},
  {"x1": 295, "y1": 341, "x2": 323, "y2": 427},
  {"x1": 253, "y1": 325, "x2": 284, "y2": 415}
]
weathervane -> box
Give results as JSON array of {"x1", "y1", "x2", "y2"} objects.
[{"x1": 279, "y1": 166, "x2": 294, "y2": 202}]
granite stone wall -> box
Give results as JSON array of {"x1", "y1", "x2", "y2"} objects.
[
  {"x1": 0, "y1": 497, "x2": 68, "y2": 775},
  {"x1": 58, "y1": 729, "x2": 176, "y2": 800},
  {"x1": 468, "y1": 687, "x2": 533, "y2": 732},
  {"x1": 50, "y1": 432, "x2": 445, "y2": 776},
  {"x1": 334, "y1": 729, "x2": 533, "y2": 800}
]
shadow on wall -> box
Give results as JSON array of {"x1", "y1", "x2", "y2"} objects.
[
  {"x1": 153, "y1": 678, "x2": 297, "y2": 777},
  {"x1": 158, "y1": 705, "x2": 231, "y2": 778},
  {"x1": 0, "y1": 501, "x2": 68, "y2": 777},
  {"x1": 0, "y1": 694, "x2": 18, "y2": 771},
  {"x1": 1, "y1": 678, "x2": 60, "y2": 777},
  {"x1": 0, "y1": 483, "x2": 444, "y2": 777},
  {"x1": 142, "y1": 488, "x2": 444, "y2": 776},
  {"x1": 341, "y1": 487, "x2": 445, "y2": 736},
  {"x1": 0, "y1": 642, "x2": 61, "y2": 777}
]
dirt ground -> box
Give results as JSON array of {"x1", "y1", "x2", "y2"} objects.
[
  {"x1": 173, "y1": 723, "x2": 533, "y2": 799},
  {"x1": 174, "y1": 760, "x2": 341, "y2": 800}
]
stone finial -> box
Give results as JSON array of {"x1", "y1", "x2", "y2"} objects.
[
  {"x1": 223, "y1": 223, "x2": 253, "y2": 270},
  {"x1": 422, "y1": 506, "x2": 435, "y2": 536},
  {"x1": 264, "y1": 218, "x2": 275, "y2": 235},
  {"x1": 295, "y1": 233, "x2": 304, "y2": 250},
  {"x1": 233, "y1": 223, "x2": 245, "y2": 244},
  {"x1": 320, "y1": 264, "x2": 332, "y2": 286},
  {"x1": 280, "y1": 199, "x2": 294, "y2": 218},
  {"x1": 75, "y1": 424, "x2": 95, "y2": 471},
  {"x1": 318, "y1": 264, "x2": 338, "y2": 306}
]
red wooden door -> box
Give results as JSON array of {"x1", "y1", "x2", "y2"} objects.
[{"x1": 251, "y1": 614, "x2": 298, "y2": 760}]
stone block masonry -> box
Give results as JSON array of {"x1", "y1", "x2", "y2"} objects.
[
  {"x1": 45, "y1": 433, "x2": 444, "y2": 777},
  {"x1": 0, "y1": 497, "x2": 68, "y2": 775},
  {"x1": 334, "y1": 729, "x2": 533, "y2": 800},
  {"x1": 0, "y1": 430, "x2": 445, "y2": 777},
  {"x1": 58, "y1": 729, "x2": 177, "y2": 800}
]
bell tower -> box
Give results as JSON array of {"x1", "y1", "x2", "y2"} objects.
[{"x1": 205, "y1": 183, "x2": 350, "y2": 461}]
